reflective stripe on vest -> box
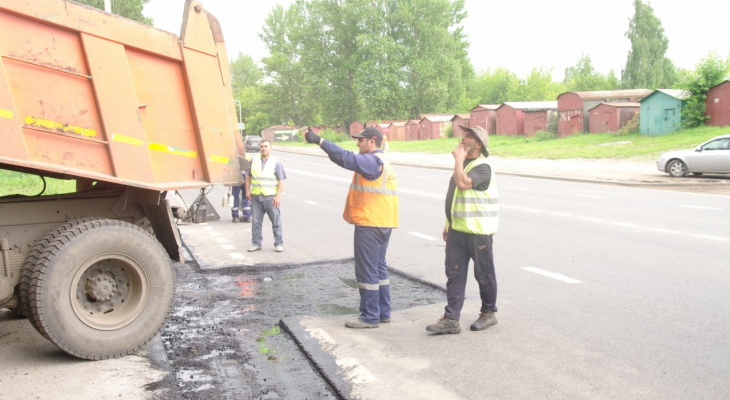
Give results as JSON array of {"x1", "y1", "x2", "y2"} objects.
[
  {"x1": 343, "y1": 153, "x2": 399, "y2": 228},
  {"x1": 451, "y1": 157, "x2": 498, "y2": 235},
  {"x1": 250, "y1": 155, "x2": 279, "y2": 196}
]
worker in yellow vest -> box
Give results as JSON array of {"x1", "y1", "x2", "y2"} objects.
[
  {"x1": 305, "y1": 126, "x2": 398, "y2": 329},
  {"x1": 427, "y1": 125, "x2": 499, "y2": 335},
  {"x1": 245, "y1": 140, "x2": 286, "y2": 252}
]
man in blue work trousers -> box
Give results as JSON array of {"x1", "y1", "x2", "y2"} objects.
[{"x1": 305, "y1": 126, "x2": 398, "y2": 329}]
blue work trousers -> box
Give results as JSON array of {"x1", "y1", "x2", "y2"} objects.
[
  {"x1": 353, "y1": 225, "x2": 392, "y2": 324},
  {"x1": 443, "y1": 228, "x2": 497, "y2": 321},
  {"x1": 251, "y1": 195, "x2": 282, "y2": 247},
  {"x1": 231, "y1": 182, "x2": 251, "y2": 220}
]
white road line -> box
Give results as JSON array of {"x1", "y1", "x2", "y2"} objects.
[
  {"x1": 306, "y1": 328, "x2": 336, "y2": 345},
  {"x1": 231, "y1": 252, "x2": 244, "y2": 259},
  {"x1": 222, "y1": 245, "x2": 235, "y2": 250},
  {"x1": 689, "y1": 234, "x2": 728, "y2": 241},
  {"x1": 681, "y1": 205, "x2": 722, "y2": 211},
  {"x1": 336, "y1": 358, "x2": 376, "y2": 384},
  {"x1": 408, "y1": 232, "x2": 439, "y2": 241},
  {"x1": 208, "y1": 231, "x2": 220, "y2": 236},
  {"x1": 580, "y1": 194, "x2": 605, "y2": 199},
  {"x1": 215, "y1": 238, "x2": 228, "y2": 243},
  {"x1": 304, "y1": 200, "x2": 318, "y2": 205},
  {"x1": 203, "y1": 226, "x2": 213, "y2": 231},
  {"x1": 650, "y1": 228, "x2": 680, "y2": 235},
  {"x1": 523, "y1": 267, "x2": 581, "y2": 283}
]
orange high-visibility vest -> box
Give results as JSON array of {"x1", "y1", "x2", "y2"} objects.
[{"x1": 343, "y1": 153, "x2": 398, "y2": 228}]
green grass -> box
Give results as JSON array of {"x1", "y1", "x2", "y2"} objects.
[
  {"x1": 5, "y1": 125, "x2": 726, "y2": 195},
  {"x1": 0, "y1": 170, "x2": 76, "y2": 197},
  {"x1": 276, "y1": 125, "x2": 729, "y2": 161}
]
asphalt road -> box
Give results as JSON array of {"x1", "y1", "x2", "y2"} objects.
[
  {"x1": 277, "y1": 151, "x2": 730, "y2": 399},
  {"x1": 3, "y1": 150, "x2": 729, "y2": 399}
]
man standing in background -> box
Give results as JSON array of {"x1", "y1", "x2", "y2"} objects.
[{"x1": 246, "y1": 140, "x2": 286, "y2": 252}]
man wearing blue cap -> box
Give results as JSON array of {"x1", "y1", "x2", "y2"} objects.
[{"x1": 304, "y1": 126, "x2": 398, "y2": 329}]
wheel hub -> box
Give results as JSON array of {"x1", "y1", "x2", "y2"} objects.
[{"x1": 85, "y1": 270, "x2": 118, "y2": 302}]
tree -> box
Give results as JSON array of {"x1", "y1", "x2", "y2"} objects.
[
  {"x1": 468, "y1": 68, "x2": 520, "y2": 104},
  {"x1": 230, "y1": 53, "x2": 264, "y2": 91},
  {"x1": 514, "y1": 67, "x2": 566, "y2": 101},
  {"x1": 564, "y1": 54, "x2": 621, "y2": 91},
  {"x1": 680, "y1": 53, "x2": 730, "y2": 128},
  {"x1": 74, "y1": 0, "x2": 153, "y2": 25},
  {"x1": 621, "y1": 0, "x2": 675, "y2": 89}
]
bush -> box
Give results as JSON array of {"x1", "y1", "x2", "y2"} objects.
[
  {"x1": 534, "y1": 130, "x2": 557, "y2": 141},
  {"x1": 617, "y1": 112, "x2": 640, "y2": 135},
  {"x1": 319, "y1": 128, "x2": 349, "y2": 143}
]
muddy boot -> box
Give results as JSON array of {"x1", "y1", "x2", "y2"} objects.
[
  {"x1": 426, "y1": 317, "x2": 461, "y2": 334},
  {"x1": 470, "y1": 311, "x2": 497, "y2": 331}
]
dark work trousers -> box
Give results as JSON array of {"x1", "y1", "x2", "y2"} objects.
[
  {"x1": 353, "y1": 225, "x2": 392, "y2": 324},
  {"x1": 443, "y1": 228, "x2": 497, "y2": 321}
]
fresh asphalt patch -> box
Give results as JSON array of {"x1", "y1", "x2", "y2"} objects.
[{"x1": 152, "y1": 251, "x2": 445, "y2": 399}]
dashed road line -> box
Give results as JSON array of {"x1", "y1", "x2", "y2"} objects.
[
  {"x1": 408, "y1": 232, "x2": 439, "y2": 241},
  {"x1": 523, "y1": 267, "x2": 581, "y2": 283}
]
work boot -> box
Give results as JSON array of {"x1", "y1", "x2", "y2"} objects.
[
  {"x1": 231, "y1": 217, "x2": 238, "y2": 223},
  {"x1": 345, "y1": 319, "x2": 379, "y2": 329},
  {"x1": 426, "y1": 317, "x2": 461, "y2": 334},
  {"x1": 241, "y1": 217, "x2": 251, "y2": 223},
  {"x1": 247, "y1": 245, "x2": 261, "y2": 252},
  {"x1": 470, "y1": 311, "x2": 498, "y2": 331}
]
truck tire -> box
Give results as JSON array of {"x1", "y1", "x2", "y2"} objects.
[
  {"x1": 19, "y1": 218, "x2": 98, "y2": 336},
  {"x1": 24, "y1": 219, "x2": 176, "y2": 360}
]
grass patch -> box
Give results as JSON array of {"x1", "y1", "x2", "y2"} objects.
[
  {"x1": 0, "y1": 170, "x2": 76, "y2": 197},
  {"x1": 275, "y1": 125, "x2": 728, "y2": 160}
]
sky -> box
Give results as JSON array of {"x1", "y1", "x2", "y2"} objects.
[{"x1": 143, "y1": 0, "x2": 729, "y2": 81}]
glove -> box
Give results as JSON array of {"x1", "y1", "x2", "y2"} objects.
[{"x1": 304, "y1": 128, "x2": 321, "y2": 144}]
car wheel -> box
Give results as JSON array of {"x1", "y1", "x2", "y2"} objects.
[{"x1": 667, "y1": 160, "x2": 688, "y2": 177}]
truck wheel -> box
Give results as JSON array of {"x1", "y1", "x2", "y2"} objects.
[
  {"x1": 19, "y1": 218, "x2": 98, "y2": 336},
  {"x1": 25, "y1": 219, "x2": 175, "y2": 360}
]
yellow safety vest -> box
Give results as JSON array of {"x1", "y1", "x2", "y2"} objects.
[
  {"x1": 250, "y1": 155, "x2": 279, "y2": 196},
  {"x1": 450, "y1": 157, "x2": 498, "y2": 235},
  {"x1": 343, "y1": 153, "x2": 399, "y2": 228}
]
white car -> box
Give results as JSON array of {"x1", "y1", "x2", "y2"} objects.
[{"x1": 656, "y1": 134, "x2": 730, "y2": 177}]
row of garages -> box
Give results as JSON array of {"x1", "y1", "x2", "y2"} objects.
[{"x1": 260, "y1": 81, "x2": 730, "y2": 142}]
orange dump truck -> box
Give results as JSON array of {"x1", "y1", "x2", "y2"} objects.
[{"x1": 0, "y1": 0, "x2": 242, "y2": 359}]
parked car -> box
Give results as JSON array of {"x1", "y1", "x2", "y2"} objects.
[
  {"x1": 656, "y1": 134, "x2": 730, "y2": 177},
  {"x1": 244, "y1": 135, "x2": 261, "y2": 152}
]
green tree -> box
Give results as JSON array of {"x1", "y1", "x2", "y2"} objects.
[
  {"x1": 513, "y1": 67, "x2": 566, "y2": 101},
  {"x1": 74, "y1": 0, "x2": 153, "y2": 25},
  {"x1": 468, "y1": 68, "x2": 520, "y2": 104},
  {"x1": 680, "y1": 53, "x2": 730, "y2": 128},
  {"x1": 621, "y1": 0, "x2": 675, "y2": 89},
  {"x1": 564, "y1": 54, "x2": 620, "y2": 91},
  {"x1": 260, "y1": 3, "x2": 316, "y2": 126}
]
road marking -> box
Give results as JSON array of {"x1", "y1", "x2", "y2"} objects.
[
  {"x1": 523, "y1": 267, "x2": 581, "y2": 283},
  {"x1": 336, "y1": 358, "x2": 376, "y2": 384},
  {"x1": 681, "y1": 205, "x2": 722, "y2": 211},
  {"x1": 408, "y1": 232, "x2": 439, "y2": 241},
  {"x1": 203, "y1": 226, "x2": 213, "y2": 230},
  {"x1": 306, "y1": 328, "x2": 336, "y2": 345},
  {"x1": 580, "y1": 194, "x2": 605, "y2": 199},
  {"x1": 208, "y1": 231, "x2": 220, "y2": 236},
  {"x1": 231, "y1": 252, "x2": 244, "y2": 259},
  {"x1": 689, "y1": 233, "x2": 728, "y2": 241},
  {"x1": 304, "y1": 200, "x2": 318, "y2": 205},
  {"x1": 222, "y1": 245, "x2": 235, "y2": 250},
  {"x1": 215, "y1": 238, "x2": 228, "y2": 243},
  {"x1": 503, "y1": 205, "x2": 729, "y2": 242}
]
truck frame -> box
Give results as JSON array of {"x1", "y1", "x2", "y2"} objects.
[{"x1": 0, "y1": 0, "x2": 241, "y2": 359}]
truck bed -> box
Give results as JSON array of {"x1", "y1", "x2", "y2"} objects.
[{"x1": 0, "y1": 0, "x2": 241, "y2": 191}]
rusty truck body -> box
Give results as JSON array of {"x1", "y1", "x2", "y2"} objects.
[{"x1": 0, "y1": 0, "x2": 241, "y2": 359}]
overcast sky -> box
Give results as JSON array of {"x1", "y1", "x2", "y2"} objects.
[{"x1": 144, "y1": 0, "x2": 729, "y2": 81}]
